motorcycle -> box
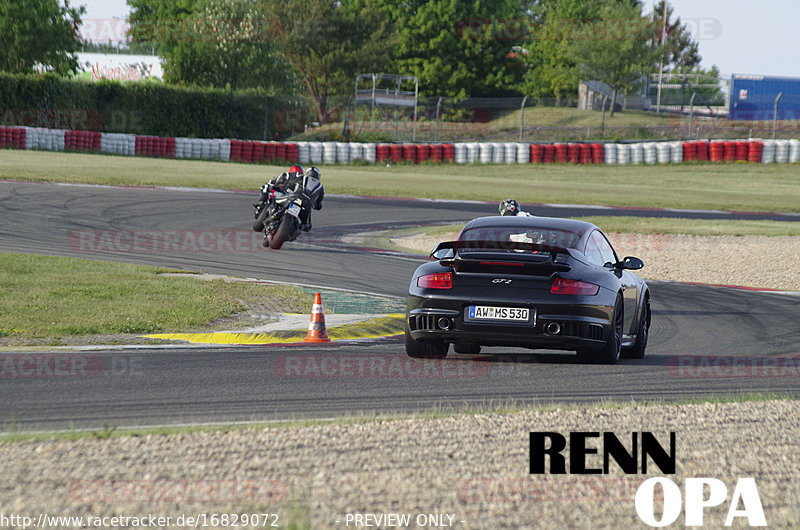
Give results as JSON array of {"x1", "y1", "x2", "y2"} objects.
[{"x1": 252, "y1": 173, "x2": 322, "y2": 250}]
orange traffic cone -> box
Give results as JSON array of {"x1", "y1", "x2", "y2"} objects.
[{"x1": 304, "y1": 292, "x2": 330, "y2": 343}]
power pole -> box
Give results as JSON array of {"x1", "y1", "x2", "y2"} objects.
[
  {"x1": 773, "y1": 92, "x2": 783, "y2": 139},
  {"x1": 655, "y1": 1, "x2": 668, "y2": 113}
]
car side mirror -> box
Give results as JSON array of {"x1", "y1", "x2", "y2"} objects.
[{"x1": 617, "y1": 256, "x2": 644, "y2": 270}]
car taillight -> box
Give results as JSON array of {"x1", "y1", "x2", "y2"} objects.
[
  {"x1": 417, "y1": 272, "x2": 453, "y2": 289},
  {"x1": 551, "y1": 278, "x2": 599, "y2": 295}
]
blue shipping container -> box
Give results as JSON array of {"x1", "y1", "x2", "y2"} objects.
[{"x1": 729, "y1": 74, "x2": 800, "y2": 121}]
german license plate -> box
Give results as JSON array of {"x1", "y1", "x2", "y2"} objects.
[
  {"x1": 286, "y1": 203, "x2": 301, "y2": 217},
  {"x1": 468, "y1": 306, "x2": 529, "y2": 321}
]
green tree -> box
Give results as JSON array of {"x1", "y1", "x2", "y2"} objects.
[
  {"x1": 163, "y1": 0, "x2": 296, "y2": 92},
  {"x1": 0, "y1": 0, "x2": 85, "y2": 75},
  {"x1": 569, "y1": 0, "x2": 662, "y2": 116},
  {"x1": 650, "y1": 0, "x2": 701, "y2": 72},
  {"x1": 128, "y1": 0, "x2": 296, "y2": 92},
  {"x1": 520, "y1": 0, "x2": 599, "y2": 104},
  {"x1": 364, "y1": 0, "x2": 524, "y2": 97},
  {"x1": 127, "y1": 0, "x2": 197, "y2": 56},
  {"x1": 372, "y1": 0, "x2": 524, "y2": 97},
  {"x1": 263, "y1": 0, "x2": 394, "y2": 122}
]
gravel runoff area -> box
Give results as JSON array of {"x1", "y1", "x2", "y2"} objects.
[
  {"x1": 391, "y1": 232, "x2": 800, "y2": 291},
  {"x1": 1, "y1": 400, "x2": 798, "y2": 529}
]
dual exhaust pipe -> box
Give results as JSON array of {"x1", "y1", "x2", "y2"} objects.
[
  {"x1": 438, "y1": 318, "x2": 560, "y2": 334},
  {"x1": 434, "y1": 316, "x2": 561, "y2": 335}
]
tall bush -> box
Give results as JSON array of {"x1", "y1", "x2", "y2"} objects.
[{"x1": 0, "y1": 73, "x2": 307, "y2": 139}]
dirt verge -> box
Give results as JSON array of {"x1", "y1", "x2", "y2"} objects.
[{"x1": 1, "y1": 400, "x2": 797, "y2": 529}]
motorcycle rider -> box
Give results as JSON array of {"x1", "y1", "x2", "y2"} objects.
[
  {"x1": 255, "y1": 165, "x2": 325, "y2": 233},
  {"x1": 499, "y1": 198, "x2": 533, "y2": 217}
]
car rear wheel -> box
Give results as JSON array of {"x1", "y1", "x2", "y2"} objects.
[
  {"x1": 622, "y1": 295, "x2": 650, "y2": 359},
  {"x1": 577, "y1": 295, "x2": 622, "y2": 365},
  {"x1": 405, "y1": 323, "x2": 448, "y2": 359},
  {"x1": 453, "y1": 342, "x2": 481, "y2": 354}
]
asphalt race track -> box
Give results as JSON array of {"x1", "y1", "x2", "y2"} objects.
[{"x1": 1, "y1": 180, "x2": 799, "y2": 431}]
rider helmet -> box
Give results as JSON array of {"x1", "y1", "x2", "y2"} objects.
[
  {"x1": 499, "y1": 199, "x2": 520, "y2": 216},
  {"x1": 288, "y1": 165, "x2": 304, "y2": 178}
]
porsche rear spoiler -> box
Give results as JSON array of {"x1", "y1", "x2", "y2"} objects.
[{"x1": 431, "y1": 240, "x2": 572, "y2": 272}]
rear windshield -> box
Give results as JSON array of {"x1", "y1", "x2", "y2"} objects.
[{"x1": 459, "y1": 226, "x2": 582, "y2": 250}]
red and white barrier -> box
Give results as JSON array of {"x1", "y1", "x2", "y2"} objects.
[
  {"x1": 173, "y1": 138, "x2": 231, "y2": 161},
  {"x1": 100, "y1": 133, "x2": 135, "y2": 156},
  {"x1": 23, "y1": 127, "x2": 65, "y2": 151},
  {"x1": 0, "y1": 126, "x2": 26, "y2": 149},
  {"x1": 1, "y1": 125, "x2": 798, "y2": 167},
  {"x1": 135, "y1": 135, "x2": 174, "y2": 158}
]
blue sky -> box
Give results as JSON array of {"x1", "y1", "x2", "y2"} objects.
[
  {"x1": 77, "y1": 0, "x2": 800, "y2": 78},
  {"x1": 654, "y1": 0, "x2": 800, "y2": 78}
]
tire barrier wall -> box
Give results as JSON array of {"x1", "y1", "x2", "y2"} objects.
[
  {"x1": 1, "y1": 126, "x2": 798, "y2": 166},
  {"x1": 100, "y1": 133, "x2": 135, "y2": 156},
  {"x1": 65, "y1": 130, "x2": 101, "y2": 152},
  {"x1": 24, "y1": 128, "x2": 64, "y2": 152},
  {"x1": 0, "y1": 126, "x2": 26, "y2": 149}
]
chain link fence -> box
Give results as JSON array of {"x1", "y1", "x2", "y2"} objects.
[{"x1": 280, "y1": 96, "x2": 799, "y2": 143}]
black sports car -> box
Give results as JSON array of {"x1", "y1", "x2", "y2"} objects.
[{"x1": 405, "y1": 215, "x2": 651, "y2": 364}]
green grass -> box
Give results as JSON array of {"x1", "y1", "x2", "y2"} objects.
[
  {"x1": 0, "y1": 252, "x2": 310, "y2": 339},
  {"x1": 295, "y1": 105, "x2": 780, "y2": 143},
  {"x1": 0, "y1": 150, "x2": 269, "y2": 189},
  {"x1": 391, "y1": 217, "x2": 800, "y2": 238},
  {"x1": 295, "y1": 106, "x2": 677, "y2": 142},
  {"x1": 2, "y1": 150, "x2": 800, "y2": 212},
  {"x1": 483, "y1": 106, "x2": 675, "y2": 132},
  {"x1": 0, "y1": 392, "x2": 793, "y2": 442},
  {"x1": 576, "y1": 216, "x2": 800, "y2": 236},
  {"x1": 326, "y1": 163, "x2": 800, "y2": 213}
]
